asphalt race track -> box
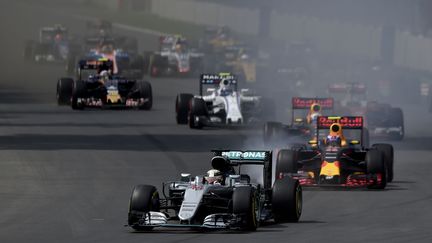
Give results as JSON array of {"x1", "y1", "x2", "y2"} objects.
[{"x1": 0, "y1": 1, "x2": 432, "y2": 242}]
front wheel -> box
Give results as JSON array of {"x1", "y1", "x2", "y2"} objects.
[
  {"x1": 71, "y1": 80, "x2": 86, "y2": 110},
  {"x1": 232, "y1": 187, "x2": 259, "y2": 231},
  {"x1": 366, "y1": 149, "x2": 387, "y2": 189},
  {"x1": 189, "y1": 98, "x2": 207, "y2": 129},
  {"x1": 272, "y1": 177, "x2": 302, "y2": 223},
  {"x1": 176, "y1": 93, "x2": 193, "y2": 124},
  {"x1": 128, "y1": 185, "x2": 160, "y2": 231},
  {"x1": 56, "y1": 78, "x2": 74, "y2": 105},
  {"x1": 137, "y1": 81, "x2": 152, "y2": 110}
]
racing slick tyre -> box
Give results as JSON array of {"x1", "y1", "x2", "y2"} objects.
[
  {"x1": 389, "y1": 107, "x2": 404, "y2": 141},
  {"x1": 56, "y1": 78, "x2": 74, "y2": 105},
  {"x1": 175, "y1": 93, "x2": 193, "y2": 124},
  {"x1": 276, "y1": 149, "x2": 299, "y2": 176},
  {"x1": 128, "y1": 185, "x2": 160, "y2": 231},
  {"x1": 272, "y1": 177, "x2": 302, "y2": 223},
  {"x1": 263, "y1": 122, "x2": 282, "y2": 143},
  {"x1": 189, "y1": 98, "x2": 208, "y2": 129},
  {"x1": 372, "y1": 144, "x2": 394, "y2": 182},
  {"x1": 137, "y1": 81, "x2": 152, "y2": 110},
  {"x1": 71, "y1": 80, "x2": 86, "y2": 110},
  {"x1": 232, "y1": 186, "x2": 259, "y2": 231},
  {"x1": 366, "y1": 149, "x2": 387, "y2": 189}
]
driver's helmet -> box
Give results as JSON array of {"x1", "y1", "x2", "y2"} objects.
[
  {"x1": 54, "y1": 34, "x2": 63, "y2": 42},
  {"x1": 307, "y1": 103, "x2": 322, "y2": 123},
  {"x1": 175, "y1": 43, "x2": 183, "y2": 52},
  {"x1": 205, "y1": 169, "x2": 223, "y2": 184},
  {"x1": 325, "y1": 123, "x2": 343, "y2": 146},
  {"x1": 219, "y1": 79, "x2": 233, "y2": 96},
  {"x1": 99, "y1": 70, "x2": 110, "y2": 83}
]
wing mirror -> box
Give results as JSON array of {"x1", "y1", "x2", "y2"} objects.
[
  {"x1": 206, "y1": 88, "x2": 216, "y2": 93},
  {"x1": 350, "y1": 140, "x2": 360, "y2": 145},
  {"x1": 308, "y1": 140, "x2": 318, "y2": 145}
]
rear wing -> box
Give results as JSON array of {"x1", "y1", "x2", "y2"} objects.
[
  {"x1": 316, "y1": 116, "x2": 365, "y2": 146},
  {"x1": 213, "y1": 150, "x2": 271, "y2": 162},
  {"x1": 316, "y1": 116, "x2": 364, "y2": 130},
  {"x1": 77, "y1": 59, "x2": 113, "y2": 79},
  {"x1": 78, "y1": 58, "x2": 113, "y2": 70},
  {"x1": 292, "y1": 97, "x2": 334, "y2": 110},
  {"x1": 199, "y1": 73, "x2": 238, "y2": 96},
  {"x1": 212, "y1": 150, "x2": 272, "y2": 189}
]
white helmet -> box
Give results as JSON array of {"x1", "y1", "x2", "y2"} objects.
[
  {"x1": 99, "y1": 70, "x2": 110, "y2": 82},
  {"x1": 205, "y1": 169, "x2": 223, "y2": 184}
]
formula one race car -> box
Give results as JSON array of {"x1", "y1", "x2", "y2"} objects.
[
  {"x1": 56, "y1": 58, "x2": 152, "y2": 110},
  {"x1": 264, "y1": 97, "x2": 334, "y2": 143},
  {"x1": 145, "y1": 35, "x2": 204, "y2": 77},
  {"x1": 328, "y1": 82, "x2": 404, "y2": 140},
  {"x1": 24, "y1": 25, "x2": 74, "y2": 63},
  {"x1": 275, "y1": 116, "x2": 394, "y2": 189},
  {"x1": 127, "y1": 150, "x2": 302, "y2": 231},
  {"x1": 84, "y1": 19, "x2": 138, "y2": 52},
  {"x1": 67, "y1": 38, "x2": 145, "y2": 79},
  {"x1": 175, "y1": 73, "x2": 272, "y2": 129}
]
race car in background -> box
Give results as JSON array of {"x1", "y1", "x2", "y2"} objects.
[
  {"x1": 276, "y1": 116, "x2": 394, "y2": 188},
  {"x1": 263, "y1": 97, "x2": 334, "y2": 143},
  {"x1": 328, "y1": 82, "x2": 404, "y2": 140},
  {"x1": 66, "y1": 38, "x2": 145, "y2": 79},
  {"x1": 84, "y1": 19, "x2": 138, "y2": 52},
  {"x1": 24, "y1": 25, "x2": 76, "y2": 63},
  {"x1": 127, "y1": 150, "x2": 302, "y2": 231},
  {"x1": 200, "y1": 26, "x2": 238, "y2": 54},
  {"x1": 56, "y1": 58, "x2": 152, "y2": 110},
  {"x1": 144, "y1": 35, "x2": 204, "y2": 77},
  {"x1": 175, "y1": 73, "x2": 273, "y2": 129}
]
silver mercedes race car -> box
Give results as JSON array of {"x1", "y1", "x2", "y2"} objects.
[
  {"x1": 127, "y1": 150, "x2": 302, "y2": 231},
  {"x1": 175, "y1": 73, "x2": 273, "y2": 129}
]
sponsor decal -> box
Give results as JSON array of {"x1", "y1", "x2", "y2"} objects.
[
  {"x1": 221, "y1": 151, "x2": 266, "y2": 160},
  {"x1": 292, "y1": 97, "x2": 334, "y2": 109},
  {"x1": 317, "y1": 116, "x2": 363, "y2": 129}
]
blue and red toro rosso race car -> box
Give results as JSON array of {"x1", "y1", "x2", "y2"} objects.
[
  {"x1": 56, "y1": 59, "x2": 152, "y2": 110},
  {"x1": 275, "y1": 116, "x2": 394, "y2": 189}
]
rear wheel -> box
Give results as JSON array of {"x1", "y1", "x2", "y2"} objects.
[
  {"x1": 137, "y1": 81, "x2": 152, "y2": 110},
  {"x1": 272, "y1": 177, "x2": 302, "y2": 223},
  {"x1": 276, "y1": 149, "x2": 298, "y2": 177},
  {"x1": 366, "y1": 149, "x2": 387, "y2": 189},
  {"x1": 372, "y1": 144, "x2": 394, "y2": 182},
  {"x1": 189, "y1": 98, "x2": 208, "y2": 129},
  {"x1": 232, "y1": 187, "x2": 259, "y2": 231},
  {"x1": 176, "y1": 93, "x2": 193, "y2": 124},
  {"x1": 128, "y1": 185, "x2": 160, "y2": 231},
  {"x1": 56, "y1": 78, "x2": 74, "y2": 105}
]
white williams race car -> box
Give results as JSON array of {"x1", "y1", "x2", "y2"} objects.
[{"x1": 175, "y1": 73, "x2": 273, "y2": 129}]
